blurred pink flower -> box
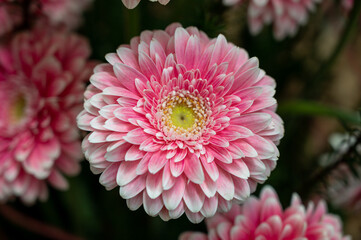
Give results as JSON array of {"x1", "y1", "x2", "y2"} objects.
[
  {"x1": 0, "y1": 29, "x2": 94, "y2": 204},
  {"x1": 342, "y1": 0, "x2": 354, "y2": 12},
  {"x1": 180, "y1": 186, "x2": 350, "y2": 240},
  {"x1": 77, "y1": 23, "x2": 284, "y2": 223},
  {"x1": 36, "y1": 0, "x2": 92, "y2": 29},
  {"x1": 224, "y1": 0, "x2": 322, "y2": 40},
  {"x1": 330, "y1": 168, "x2": 361, "y2": 212},
  {"x1": 121, "y1": 0, "x2": 170, "y2": 9},
  {"x1": 0, "y1": 0, "x2": 92, "y2": 37},
  {"x1": 325, "y1": 133, "x2": 361, "y2": 212},
  {"x1": 0, "y1": 1, "x2": 22, "y2": 36}
]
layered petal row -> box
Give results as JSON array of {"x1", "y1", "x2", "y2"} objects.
[{"x1": 180, "y1": 186, "x2": 350, "y2": 240}]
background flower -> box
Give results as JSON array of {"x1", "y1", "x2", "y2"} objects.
[
  {"x1": 0, "y1": 0, "x2": 92, "y2": 37},
  {"x1": 180, "y1": 186, "x2": 349, "y2": 240},
  {"x1": 78, "y1": 23, "x2": 284, "y2": 223},
  {"x1": 0, "y1": 1, "x2": 22, "y2": 37},
  {"x1": 223, "y1": 0, "x2": 322, "y2": 40},
  {"x1": 0, "y1": 29, "x2": 94, "y2": 204},
  {"x1": 121, "y1": 0, "x2": 170, "y2": 9}
]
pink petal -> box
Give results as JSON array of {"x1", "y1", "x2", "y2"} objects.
[
  {"x1": 184, "y1": 154, "x2": 205, "y2": 184},
  {"x1": 184, "y1": 182, "x2": 205, "y2": 213},
  {"x1": 146, "y1": 172, "x2": 163, "y2": 199},
  {"x1": 162, "y1": 176, "x2": 186, "y2": 211}
]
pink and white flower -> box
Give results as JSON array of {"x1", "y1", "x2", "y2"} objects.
[
  {"x1": 180, "y1": 186, "x2": 350, "y2": 240},
  {"x1": 0, "y1": 1, "x2": 22, "y2": 37},
  {"x1": 224, "y1": 0, "x2": 322, "y2": 40},
  {"x1": 77, "y1": 23, "x2": 284, "y2": 223},
  {"x1": 121, "y1": 0, "x2": 170, "y2": 9},
  {"x1": 0, "y1": 0, "x2": 91, "y2": 37},
  {"x1": 0, "y1": 29, "x2": 94, "y2": 204}
]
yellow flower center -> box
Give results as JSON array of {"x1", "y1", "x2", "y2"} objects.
[
  {"x1": 11, "y1": 94, "x2": 26, "y2": 122},
  {"x1": 158, "y1": 90, "x2": 211, "y2": 141},
  {"x1": 170, "y1": 104, "x2": 196, "y2": 129}
]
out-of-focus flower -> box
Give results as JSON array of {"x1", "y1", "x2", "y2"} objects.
[
  {"x1": 0, "y1": 0, "x2": 92, "y2": 37},
  {"x1": 330, "y1": 165, "x2": 361, "y2": 211},
  {"x1": 77, "y1": 23, "x2": 284, "y2": 223},
  {"x1": 342, "y1": 0, "x2": 354, "y2": 12},
  {"x1": 223, "y1": 0, "x2": 322, "y2": 40},
  {"x1": 0, "y1": 29, "x2": 94, "y2": 204},
  {"x1": 35, "y1": 0, "x2": 92, "y2": 29},
  {"x1": 180, "y1": 186, "x2": 350, "y2": 240},
  {"x1": 0, "y1": 1, "x2": 22, "y2": 37},
  {"x1": 324, "y1": 132, "x2": 361, "y2": 211},
  {"x1": 121, "y1": 0, "x2": 170, "y2": 9}
]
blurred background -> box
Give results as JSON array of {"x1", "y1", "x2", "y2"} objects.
[{"x1": 0, "y1": 0, "x2": 360, "y2": 239}]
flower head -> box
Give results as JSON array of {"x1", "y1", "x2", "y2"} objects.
[
  {"x1": 180, "y1": 186, "x2": 350, "y2": 240},
  {"x1": 121, "y1": 0, "x2": 170, "y2": 9},
  {"x1": 77, "y1": 23, "x2": 284, "y2": 223},
  {"x1": 0, "y1": 29, "x2": 94, "y2": 204}
]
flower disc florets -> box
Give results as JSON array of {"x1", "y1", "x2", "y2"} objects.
[
  {"x1": 158, "y1": 89, "x2": 212, "y2": 141},
  {"x1": 78, "y1": 23, "x2": 284, "y2": 223}
]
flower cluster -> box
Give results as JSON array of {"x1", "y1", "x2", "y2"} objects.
[
  {"x1": 180, "y1": 186, "x2": 350, "y2": 240},
  {"x1": 77, "y1": 23, "x2": 284, "y2": 223},
  {"x1": 0, "y1": 30, "x2": 94, "y2": 204}
]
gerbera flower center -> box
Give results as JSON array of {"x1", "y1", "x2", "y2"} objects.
[
  {"x1": 158, "y1": 90, "x2": 211, "y2": 141},
  {"x1": 11, "y1": 94, "x2": 26, "y2": 122},
  {"x1": 170, "y1": 105, "x2": 195, "y2": 129}
]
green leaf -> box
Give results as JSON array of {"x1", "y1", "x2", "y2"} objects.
[{"x1": 278, "y1": 100, "x2": 361, "y2": 125}]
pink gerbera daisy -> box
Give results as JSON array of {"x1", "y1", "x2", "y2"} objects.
[
  {"x1": 77, "y1": 23, "x2": 284, "y2": 223},
  {"x1": 121, "y1": 0, "x2": 170, "y2": 9},
  {"x1": 0, "y1": 29, "x2": 94, "y2": 204},
  {"x1": 180, "y1": 186, "x2": 350, "y2": 240}
]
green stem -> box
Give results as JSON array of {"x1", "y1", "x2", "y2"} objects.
[
  {"x1": 122, "y1": 5, "x2": 141, "y2": 42},
  {"x1": 305, "y1": 1, "x2": 361, "y2": 98},
  {"x1": 0, "y1": 204, "x2": 83, "y2": 240}
]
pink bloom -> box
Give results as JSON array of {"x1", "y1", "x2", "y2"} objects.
[
  {"x1": 0, "y1": 0, "x2": 91, "y2": 37},
  {"x1": 77, "y1": 23, "x2": 284, "y2": 223},
  {"x1": 224, "y1": 0, "x2": 321, "y2": 40},
  {"x1": 36, "y1": 0, "x2": 92, "y2": 29},
  {"x1": 0, "y1": 29, "x2": 94, "y2": 204},
  {"x1": 121, "y1": 0, "x2": 170, "y2": 9},
  {"x1": 180, "y1": 186, "x2": 350, "y2": 240}
]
